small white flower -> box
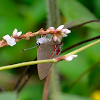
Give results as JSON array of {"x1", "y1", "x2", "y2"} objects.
[
  {"x1": 12, "y1": 28, "x2": 22, "y2": 37},
  {"x1": 66, "y1": 29, "x2": 71, "y2": 34},
  {"x1": 65, "y1": 55, "x2": 78, "y2": 61},
  {"x1": 65, "y1": 56, "x2": 73, "y2": 61},
  {"x1": 56, "y1": 25, "x2": 71, "y2": 35},
  {"x1": 56, "y1": 25, "x2": 64, "y2": 31},
  {"x1": 3, "y1": 35, "x2": 16, "y2": 46},
  {"x1": 3, "y1": 35, "x2": 11, "y2": 40},
  {"x1": 7, "y1": 38, "x2": 16, "y2": 46},
  {"x1": 62, "y1": 29, "x2": 71, "y2": 34},
  {"x1": 54, "y1": 25, "x2": 71, "y2": 41},
  {"x1": 61, "y1": 33, "x2": 68, "y2": 37}
]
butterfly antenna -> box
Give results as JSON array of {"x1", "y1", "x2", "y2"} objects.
[{"x1": 21, "y1": 45, "x2": 37, "y2": 52}]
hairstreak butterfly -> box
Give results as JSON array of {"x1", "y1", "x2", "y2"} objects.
[{"x1": 37, "y1": 37, "x2": 63, "y2": 80}]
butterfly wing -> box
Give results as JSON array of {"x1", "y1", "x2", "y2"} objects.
[{"x1": 37, "y1": 41, "x2": 58, "y2": 80}]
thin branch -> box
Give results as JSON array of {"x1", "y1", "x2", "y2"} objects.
[
  {"x1": 42, "y1": 72, "x2": 50, "y2": 100},
  {"x1": 0, "y1": 59, "x2": 54, "y2": 71},
  {"x1": 63, "y1": 39, "x2": 100, "y2": 58},
  {"x1": 0, "y1": 39, "x2": 100, "y2": 71},
  {"x1": 17, "y1": 69, "x2": 37, "y2": 94},
  {"x1": 68, "y1": 20, "x2": 100, "y2": 29},
  {"x1": 13, "y1": 66, "x2": 30, "y2": 91},
  {"x1": 50, "y1": 64, "x2": 61, "y2": 100},
  {"x1": 13, "y1": 58, "x2": 37, "y2": 91},
  {"x1": 61, "y1": 35, "x2": 100, "y2": 53},
  {"x1": 46, "y1": 0, "x2": 61, "y2": 99},
  {"x1": 1, "y1": 20, "x2": 100, "y2": 48}
]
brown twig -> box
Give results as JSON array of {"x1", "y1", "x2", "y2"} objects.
[
  {"x1": 67, "y1": 20, "x2": 100, "y2": 29},
  {"x1": 13, "y1": 58, "x2": 37, "y2": 91},
  {"x1": 0, "y1": 20, "x2": 100, "y2": 48},
  {"x1": 61, "y1": 35, "x2": 100, "y2": 53},
  {"x1": 13, "y1": 66, "x2": 30, "y2": 91},
  {"x1": 17, "y1": 69, "x2": 37, "y2": 94},
  {"x1": 42, "y1": 72, "x2": 50, "y2": 100}
]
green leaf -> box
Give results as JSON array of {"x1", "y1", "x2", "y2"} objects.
[
  {"x1": 58, "y1": 0, "x2": 100, "y2": 30},
  {"x1": 0, "y1": 92, "x2": 17, "y2": 100},
  {"x1": 89, "y1": 66, "x2": 100, "y2": 89}
]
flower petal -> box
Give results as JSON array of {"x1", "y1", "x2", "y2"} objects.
[
  {"x1": 12, "y1": 28, "x2": 18, "y2": 37},
  {"x1": 62, "y1": 29, "x2": 71, "y2": 34},
  {"x1": 61, "y1": 33, "x2": 68, "y2": 37},
  {"x1": 53, "y1": 35, "x2": 58, "y2": 41},
  {"x1": 17, "y1": 31, "x2": 22, "y2": 37},
  {"x1": 3, "y1": 35, "x2": 11, "y2": 40},
  {"x1": 56, "y1": 25, "x2": 64, "y2": 31},
  {"x1": 7, "y1": 38, "x2": 16, "y2": 46},
  {"x1": 65, "y1": 56, "x2": 73, "y2": 61},
  {"x1": 61, "y1": 29, "x2": 67, "y2": 33},
  {"x1": 65, "y1": 29, "x2": 71, "y2": 34}
]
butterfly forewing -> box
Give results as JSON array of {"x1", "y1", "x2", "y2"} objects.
[{"x1": 37, "y1": 40, "x2": 59, "y2": 80}]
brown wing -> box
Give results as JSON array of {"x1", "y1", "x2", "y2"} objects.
[{"x1": 37, "y1": 41, "x2": 58, "y2": 80}]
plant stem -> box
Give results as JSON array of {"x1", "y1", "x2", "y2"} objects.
[
  {"x1": 45, "y1": 0, "x2": 61, "y2": 100},
  {"x1": 64, "y1": 39, "x2": 100, "y2": 57},
  {"x1": 50, "y1": 63, "x2": 61, "y2": 100},
  {"x1": 43, "y1": 72, "x2": 50, "y2": 100},
  {"x1": 68, "y1": 20, "x2": 100, "y2": 29},
  {"x1": 0, "y1": 59, "x2": 54, "y2": 71},
  {"x1": 46, "y1": 0, "x2": 60, "y2": 28},
  {"x1": 61, "y1": 35, "x2": 100, "y2": 53},
  {"x1": 0, "y1": 39, "x2": 100, "y2": 71}
]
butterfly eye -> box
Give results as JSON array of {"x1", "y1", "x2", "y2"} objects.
[{"x1": 36, "y1": 42, "x2": 40, "y2": 47}]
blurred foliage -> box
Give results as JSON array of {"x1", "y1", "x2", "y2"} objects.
[
  {"x1": 56, "y1": 93, "x2": 92, "y2": 100},
  {"x1": 91, "y1": 90, "x2": 100, "y2": 100},
  {"x1": 0, "y1": 0, "x2": 100, "y2": 100},
  {"x1": 0, "y1": 92, "x2": 17, "y2": 100},
  {"x1": 18, "y1": 84, "x2": 43, "y2": 100}
]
